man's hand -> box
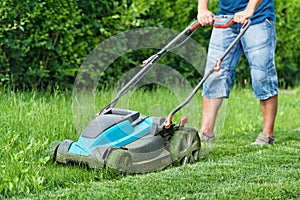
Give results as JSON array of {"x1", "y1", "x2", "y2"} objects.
[
  {"x1": 197, "y1": 0, "x2": 214, "y2": 26},
  {"x1": 197, "y1": 10, "x2": 215, "y2": 26},
  {"x1": 234, "y1": 10, "x2": 254, "y2": 24},
  {"x1": 234, "y1": 0, "x2": 262, "y2": 24}
]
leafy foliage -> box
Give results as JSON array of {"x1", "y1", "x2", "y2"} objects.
[
  {"x1": 0, "y1": 0, "x2": 299, "y2": 90},
  {"x1": 0, "y1": 0, "x2": 82, "y2": 89},
  {"x1": 274, "y1": 0, "x2": 300, "y2": 88}
]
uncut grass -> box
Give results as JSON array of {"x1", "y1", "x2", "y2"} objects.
[{"x1": 1, "y1": 87, "x2": 300, "y2": 199}]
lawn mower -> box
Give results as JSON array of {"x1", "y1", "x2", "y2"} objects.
[{"x1": 53, "y1": 15, "x2": 250, "y2": 174}]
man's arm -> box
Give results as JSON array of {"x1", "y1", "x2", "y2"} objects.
[
  {"x1": 197, "y1": 0, "x2": 214, "y2": 26},
  {"x1": 234, "y1": 0, "x2": 263, "y2": 23},
  {"x1": 198, "y1": 0, "x2": 209, "y2": 11}
]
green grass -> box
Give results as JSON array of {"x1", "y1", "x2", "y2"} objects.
[{"x1": 1, "y1": 87, "x2": 299, "y2": 199}]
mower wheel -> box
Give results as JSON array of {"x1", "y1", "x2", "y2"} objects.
[
  {"x1": 106, "y1": 149, "x2": 132, "y2": 174},
  {"x1": 169, "y1": 128, "x2": 201, "y2": 166}
]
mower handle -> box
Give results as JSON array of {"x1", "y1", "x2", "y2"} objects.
[
  {"x1": 190, "y1": 15, "x2": 249, "y2": 31},
  {"x1": 143, "y1": 16, "x2": 237, "y2": 69}
]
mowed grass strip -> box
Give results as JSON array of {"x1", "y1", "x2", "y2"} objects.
[{"x1": 1, "y1": 87, "x2": 299, "y2": 199}]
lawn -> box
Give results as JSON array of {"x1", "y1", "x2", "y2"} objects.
[{"x1": 0, "y1": 87, "x2": 299, "y2": 199}]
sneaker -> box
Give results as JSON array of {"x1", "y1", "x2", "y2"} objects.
[
  {"x1": 199, "y1": 131, "x2": 215, "y2": 142},
  {"x1": 251, "y1": 133, "x2": 274, "y2": 145}
]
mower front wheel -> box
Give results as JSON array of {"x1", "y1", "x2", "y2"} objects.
[
  {"x1": 169, "y1": 128, "x2": 201, "y2": 166},
  {"x1": 106, "y1": 149, "x2": 132, "y2": 174}
]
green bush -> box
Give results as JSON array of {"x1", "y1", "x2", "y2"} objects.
[
  {"x1": 0, "y1": 0, "x2": 299, "y2": 90},
  {"x1": 0, "y1": 0, "x2": 83, "y2": 90},
  {"x1": 0, "y1": 0, "x2": 157, "y2": 90},
  {"x1": 274, "y1": 0, "x2": 300, "y2": 88}
]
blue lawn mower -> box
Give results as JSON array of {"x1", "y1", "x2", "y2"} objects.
[{"x1": 53, "y1": 16, "x2": 250, "y2": 174}]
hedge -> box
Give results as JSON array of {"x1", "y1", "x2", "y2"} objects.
[{"x1": 0, "y1": 0, "x2": 299, "y2": 90}]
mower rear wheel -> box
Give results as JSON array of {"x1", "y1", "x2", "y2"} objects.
[
  {"x1": 169, "y1": 128, "x2": 201, "y2": 166},
  {"x1": 106, "y1": 149, "x2": 132, "y2": 174}
]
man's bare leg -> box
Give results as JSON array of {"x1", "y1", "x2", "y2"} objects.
[
  {"x1": 200, "y1": 97, "x2": 223, "y2": 136},
  {"x1": 260, "y1": 95, "x2": 278, "y2": 137}
]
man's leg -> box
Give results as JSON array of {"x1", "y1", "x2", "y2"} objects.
[
  {"x1": 251, "y1": 95, "x2": 278, "y2": 145},
  {"x1": 199, "y1": 27, "x2": 242, "y2": 141},
  {"x1": 241, "y1": 19, "x2": 278, "y2": 145},
  {"x1": 260, "y1": 95, "x2": 278, "y2": 137},
  {"x1": 200, "y1": 97, "x2": 223, "y2": 136}
]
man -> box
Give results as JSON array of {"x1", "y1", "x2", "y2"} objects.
[{"x1": 197, "y1": 0, "x2": 278, "y2": 145}]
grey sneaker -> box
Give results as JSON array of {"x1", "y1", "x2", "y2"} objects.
[
  {"x1": 251, "y1": 133, "x2": 274, "y2": 145},
  {"x1": 199, "y1": 131, "x2": 215, "y2": 142}
]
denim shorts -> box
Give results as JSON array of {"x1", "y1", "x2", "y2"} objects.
[{"x1": 202, "y1": 19, "x2": 279, "y2": 100}]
